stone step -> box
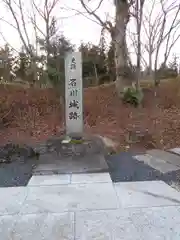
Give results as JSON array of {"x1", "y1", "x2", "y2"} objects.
[
  {"x1": 169, "y1": 148, "x2": 180, "y2": 156},
  {"x1": 134, "y1": 154, "x2": 179, "y2": 173},
  {"x1": 33, "y1": 153, "x2": 109, "y2": 175},
  {"x1": 146, "y1": 149, "x2": 180, "y2": 167},
  {"x1": 28, "y1": 173, "x2": 111, "y2": 186}
]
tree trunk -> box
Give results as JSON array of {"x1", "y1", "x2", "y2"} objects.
[
  {"x1": 149, "y1": 51, "x2": 153, "y2": 79},
  {"x1": 154, "y1": 52, "x2": 159, "y2": 86},
  {"x1": 136, "y1": 29, "x2": 141, "y2": 89},
  {"x1": 93, "y1": 63, "x2": 99, "y2": 86},
  {"x1": 136, "y1": 0, "x2": 145, "y2": 90},
  {"x1": 113, "y1": 0, "x2": 130, "y2": 96}
]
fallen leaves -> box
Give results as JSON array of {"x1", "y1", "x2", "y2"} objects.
[{"x1": 0, "y1": 81, "x2": 180, "y2": 152}]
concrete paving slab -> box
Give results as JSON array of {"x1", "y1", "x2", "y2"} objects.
[
  {"x1": 132, "y1": 206, "x2": 180, "y2": 239},
  {"x1": 11, "y1": 212, "x2": 74, "y2": 240},
  {"x1": 20, "y1": 183, "x2": 118, "y2": 214},
  {"x1": 33, "y1": 153, "x2": 108, "y2": 175},
  {"x1": 169, "y1": 148, "x2": 180, "y2": 156},
  {"x1": 147, "y1": 149, "x2": 180, "y2": 167},
  {"x1": 81, "y1": 206, "x2": 180, "y2": 240},
  {"x1": 2, "y1": 206, "x2": 180, "y2": 240},
  {"x1": 75, "y1": 209, "x2": 139, "y2": 240},
  {"x1": 0, "y1": 187, "x2": 27, "y2": 216},
  {"x1": 75, "y1": 206, "x2": 180, "y2": 240},
  {"x1": 28, "y1": 174, "x2": 71, "y2": 186},
  {"x1": 114, "y1": 181, "x2": 180, "y2": 208},
  {"x1": 71, "y1": 173, "x2": 111, "y2": 184},
  {"x1": 0, "y1": 215, "x2": 18, "y2": 240},
  {"x1": 134, "y1": 154, "x2": 180, "y2": 173}
]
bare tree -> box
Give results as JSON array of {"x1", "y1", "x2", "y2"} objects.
[
  {"x1": 0, "y1": 0, "x2": 33, "y2": 56},
  {"x1": 141, "y1": 0, "x2": 180, "y2": 84},
  {"x1": 79, "y1": 0, "x2": 134, "y2": 95},
  {"x1": 30, "y1": 0, "x2": 60, "y2": 58},
  {"x1": 0, "y1": 0, "x2": 61, "y2": 84},
  {"x1": 127, "y1": 29, "x2": 148, "y2": 69},
  {"x1": 0, "y1": 0, "x2": 37, "y2": 84},
  {"x1": 128, "y1": 0, "x2": 180, "y2": 85},
  {"x1": 130, "y1": 0, "x2": 145, "y2": 89}
]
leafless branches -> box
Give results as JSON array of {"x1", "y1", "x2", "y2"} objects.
[
  {"x1": 142, "y1": 0, "x2": 180, "y2": 77},
  {"x1": 128, "y1": 0, "x2": 180, "y2": 83},
  {"x1": 1, "y1": 0, "x2": 32, "y2": 55},
  {"x1": 0, "y1": 0, "x2": 61, "y2": 52},
  {"x1": 79, "y1": 0, "x2": 113, "y2": 32}
]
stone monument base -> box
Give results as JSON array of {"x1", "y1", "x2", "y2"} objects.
[{"x1": 33, "y1": 134, "x2": 109, "y2": 175}]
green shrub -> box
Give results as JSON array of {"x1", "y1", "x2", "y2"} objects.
[{"x1": 122, "y1": 86, "x2": 143, "y2": 107}]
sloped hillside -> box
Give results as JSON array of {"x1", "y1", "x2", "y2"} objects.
[{"x1": 1, "y1": 81, "x2": 180, "y2": 151}]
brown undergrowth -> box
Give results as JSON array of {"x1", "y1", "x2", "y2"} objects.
[{"x1": 1, "y1": 79, "x2": 180, "y2": 152}]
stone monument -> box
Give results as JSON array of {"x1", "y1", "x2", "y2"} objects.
[
  {"x1": 33, "y1": 51, "x2": 109, "y2": 175},
  {"x1": 64, "y1": 51, "x2": 83, "y2": 136}
]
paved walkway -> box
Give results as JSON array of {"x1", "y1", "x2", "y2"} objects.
[
  {"x1": 2, "y1": 147, "x2": 180, "y2": 239},
  {"x1": 1, "y1": 172, "x2": 180, "y2": 239}
]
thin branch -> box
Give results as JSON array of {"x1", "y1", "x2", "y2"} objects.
[
  {"x1": 163, "y1": 25, "x2": 180, "y2": 65},
  {"x1": 30, "y1": 16, "x2": 46, "y2": 37},
  {"x1": 1, "y1": 0, "x2": 31, "y2": 55},
  {"x1": 61, "y1": 5, "x2": 102, "y2": 27},
  {"x1": 30, "y1": 0, "x2": 38, "y2": 55},
  {"x1": 0, "y1": 17, "x2": 17, "y2": 30},
  {"x1": 0, "y1": 30, "x2": 19, "y2": 53},
  {"x1": 32, "y1": 0, "x2": 44, "y2": 19},
  {"x1": 48, "y1": 0, "x2": 60, "y2": 15},
  {"x1": 18, "y1": 0, "x2": 31, "y2": 48},
  {"x1": 79, "y1": 0, "x2": 110, "y2": 31}
]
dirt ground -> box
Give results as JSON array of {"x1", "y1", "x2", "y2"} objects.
[{"x1": 1, "y1": 80, "x2": 180, "y2": 152}]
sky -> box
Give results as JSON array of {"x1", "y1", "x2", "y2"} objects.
[
  {"x1": 0, "y1": 0, "x2": 180, "y2": 67},
  {"x1": 0, "y1": 0, "x2": 114, "y2": 50}
]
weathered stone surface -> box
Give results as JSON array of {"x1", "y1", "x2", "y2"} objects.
[
  {"x1": 169, "y1": 148, "x2": 180, "y2": 156},
  {"x1": 76, "y1": 209, "x2": 139, "y2": 240},
  {"x1": 0, "y1": 134, "x2": 108, "y2": 187},
  {"x1": 114, "y1": 181, "x2": 180, "y2": 208},
  {"x1": 0, "y1": 187, "x2": 27, "y2": 215},
  {"x1": 71, "y1": 172, "x2": 111, "y2": 184},
  {"x1": 2, "y1": 205, "x2": 180, "y2": 239},
  {"x1": 1, "y1": 213, "x2": 74, "y2": 240},
  {"x1": 28, "y1": 174, "x2": 71, "y2": 186},
  {"x1": 76, "y1": 206, "x2": 180, "y2": 240},
  {"x1": 20, "y1": 183, "x2": 118, "y2": 214},
  {"x1": 134, "y1": 154, "x2": 180, "y2": 173},
  {"x1": 11, "y1": 213, "x2": 74, "y2": 240},
  {"x1": 46, "y1": 134, "x2": 106, "y2": 157},
  {"x1": 147, "y1": 149, "x2": 180, "y2": 167},
  {"x1": 0, "y1": 215, "x2": 17, "y2": 240},
  {"x1": 33, "y1": 153, "x2": 108, "y2": 175},
  {"x1": 0, "y1": 134, "x2": 107, "y2": 165}
]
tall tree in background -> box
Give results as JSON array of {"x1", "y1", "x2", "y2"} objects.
[
  {"x1": 0, "y1": 0, "x2": 61, "y2": 85},
  {"x1": 79, "y1": 41, "x2": 107, "y2": 86},
  {"x1": 0, "y1": 44, "x2": 14, "y2": 81},
  {"x1": 38, "y1": 35, "x2": 74, "y2": 90},
  {"x1": 133, "y1": 0, "x2": 145, "y2": 89},
  {"x1": 80, "y1": 0, "x2": 133, "y2": 95},
  {"x1": 130, "y1": 0, "x2": 180, "y2": 84},
  {"x1": 107, "y1": 41, "x2": 116, "y2": 82}
]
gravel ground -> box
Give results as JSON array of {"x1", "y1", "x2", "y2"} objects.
[
  {"x1": 106, "y1": 152, "x2": 180, "y2": 189},
  {"x1": 0, "y1": 157, "x2": 36, "y2": 187},
  {"x1": 106, "y1": 152, "x2": 162, "y2": 182},
  {"x1": 1, "y1": 141, "x2": 180, "y2": 188}
]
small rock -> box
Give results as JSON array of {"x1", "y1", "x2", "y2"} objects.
[
  {"x1": 0, "y1": 158, "x2": 9, "y2": 163},
  {"x1": 33, "y1": 143, "x2": 47, "y2": 155}
]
